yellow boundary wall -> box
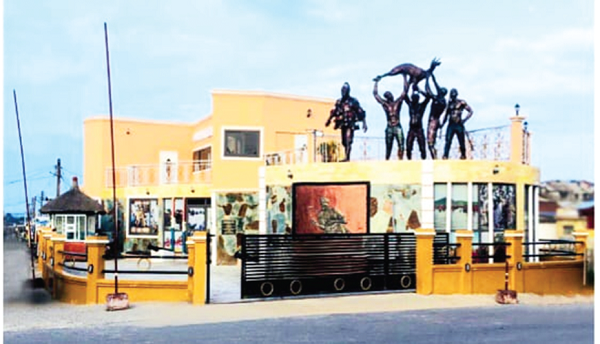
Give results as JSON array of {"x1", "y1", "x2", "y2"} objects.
[
  {"x1": 40, "y1": 232, "x2": 207, "y2": 305},
  {"x1": 37, "y1": 229, "x2": 587, "y2": 305},
  {"x1": 420, "y1": 229, "x2": 588, "y2": 295}
]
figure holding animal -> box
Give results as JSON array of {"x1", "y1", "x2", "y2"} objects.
[
  {"x1": 325, "y1": 82, "x2": 368, "y2": 162},
  {"x1": 424, "y1": 73, "x2": 448, "y2": 159}
]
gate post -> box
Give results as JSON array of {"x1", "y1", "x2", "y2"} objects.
[
  {"x1": 187, "y1": 232, "x2": 207, "y2": 305},
  {"x1": 415, "y1": 228, "x2": 435, "y2": 295},
  {"x1": 504, "y1": 230, "x2": 524, "y2": 292},
  {"x1": 42, "y1": 231, "x2": 54, "y2": 286},
  {"x1": 455, "y1": 230, "x2": 473, "y2": 294},
  {"x1": 86, "y1": 236, "x2": 109, "y2": 304}
]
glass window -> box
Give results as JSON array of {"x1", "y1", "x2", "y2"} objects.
[
  {"x1": 492, "y1": 184, "x2": 516, "y2": 240},
  {"x1": 434, "y1": 183, "x2": 447, "y2": 232},
  {"x1": 451, "y1": 184, "x2": 468, "y2": 231},
  {"x1": 193, "y1": 147, "x2": 212, "y2": 171},
  {"x1": 55, "y1": 215, "x2": 64, "y2": 234},
  {"x1": 77, "y1": 216, "x2": 86, "y2": 240},
  {"x1": 472, "y1": 183, "x2": 489, "y2": 244},
  {"x1": 87, "y1": 217, "x2": 96, "y2": 237},
  {"x1": 224, "y1": 130, "x2": 260, "y2": 158}
]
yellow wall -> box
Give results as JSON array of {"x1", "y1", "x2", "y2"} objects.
[
  {"x1": 83, "y1": 117, "x2": 194, "y2": 196},
  {"x1": 209, "y1": 90, "x2": 335, "y2": 191},
  {"x1": 522, "y1": 261, "x2": 584, "y2": 294},
  {"x1": 96, "y1": 280, "x2": 189, "y2": 303},
  {"x1": 56, "y1": 275, "x2": 88, "y2": 304}
]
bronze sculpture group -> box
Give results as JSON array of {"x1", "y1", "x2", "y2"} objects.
[{"x1": 327, "y1": 58, "x2": 473, "y2": 161}]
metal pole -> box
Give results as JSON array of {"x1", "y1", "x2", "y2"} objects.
[
  {"x1": 104, "y1": 22, "x2": 119, "y2": 295},
  {"x1": 13, "y1": 90, "x2": 36, "y2": 283}
]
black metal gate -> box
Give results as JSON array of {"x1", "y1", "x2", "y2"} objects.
[{"x1": 240, "y1": 233, "x2": 416, "y2": 299}]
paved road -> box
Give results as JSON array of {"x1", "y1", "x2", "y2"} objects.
[{"x1": 4, "y1": 304, "x2": 594, "y2": 344}]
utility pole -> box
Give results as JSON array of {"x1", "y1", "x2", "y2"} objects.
[{"x1": 55, "y1": 158, "x2": 61, "y2": 197}]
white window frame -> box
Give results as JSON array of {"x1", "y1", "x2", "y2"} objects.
[
  {"x1": 54, "y1": 214, "x2": 88, "y2": 242},
  {"x1": 221, "y1": 126, "x2": 263, "y2": 160}
]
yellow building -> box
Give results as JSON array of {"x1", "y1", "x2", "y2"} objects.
[
  {"x1": 83, "y1": 89, "x2": 542, "y2": 266},
  {"x1": 83, "y1": 90, "x2": 337, "y2": 263}
]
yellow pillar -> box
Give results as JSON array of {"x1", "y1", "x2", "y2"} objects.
[
  {"x1": 572, "y1": 231, "x2": 588, "y2": 262},
  {"x1": 510, "y1": 115, "x2": 525, "y2": 164},
  {"x1": 187, "y1": 235, "x2": 196, "y2": 302},
  {"x1": 415, "y1": 228, "x2": 435, "y2": 295},
  {"x1": 51, "y1": 235, "x2": 66, "y2": 298},
  {"x1": 42, "y1": 232, "x2": 53, "y2": 285},
  {"x1": 455, "y1": 230, "x2": 473, "y2": 294},
  {"x1": 504, "y1": 230, "x2": 524, "y2": 291},
  {"x1": 187, "y1": 232, "x2": 207, "y2": 305},
  {"x1": 86, "y1": 236, "x2": 109, "y2": 304},
  {"x1": 37, "y1": 229, "x2": 50, "y2": 273}
]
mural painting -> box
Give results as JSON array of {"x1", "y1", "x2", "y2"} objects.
[
  {"x1": 370, "y1": 184, "x2": 422, "y2": 233},
  {"x1": 216, "y1": 192, "x2": 259, "y2": 265},
  {"x1": 293, "y1": 182, "x2": 369, "y2": 234},
  {"x1": 266, "y1": 185, "x2": 292, "y2": 234}
]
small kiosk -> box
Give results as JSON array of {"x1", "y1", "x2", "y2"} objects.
[{"x1": 40, "y1": 177, "x2": 106, "y2": 255}]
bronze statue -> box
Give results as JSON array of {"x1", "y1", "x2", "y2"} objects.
[
  {"x1": 424, "y1": 73, "x2": 447, "y2": 159},
  {"x1": 326, "y1": 82, "x2": 367, "y2": 161},
  {"x1": 373, "y1": 58, "x2": 441, "y2": 91},
  {"x1": 442, "y1": 88, "x2": 474, "y2": 159},
  {"x1": 404, "y1": 86, "x2": 430, "y2": 160},
  {"x1": 373, "y1": 77, "x2": 408, "y2": 160}
]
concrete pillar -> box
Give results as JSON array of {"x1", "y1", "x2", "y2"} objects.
[
  {"x1": 455, "y1": 230, "x2": 473, "y2": 294},
  {"x1": 50, "y1": 234, "x2": 66, "y2": 298},
  {"x1": 415, "y1": 228, "x2": 435, "y2": 295},
  {"x1": 510, "y1": 116, "x2": 526, "y2": 164},
  {"x1": 504, "y1": 230, "x2": 524, "y2": 291},
  {"x1": 86, "y1": 236, "x2": 109, "y2": 304},
  {"x1": 187, "y1": 232, "x2": 207, "y2": 304},
  {"x1": 42, "y1": 231, "x2": 53, "y2": 285}
]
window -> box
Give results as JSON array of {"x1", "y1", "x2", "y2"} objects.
[
  {"x1": 472, "y1": 183, "x2": 489, "y2": 244},
  {"x1": 192, "y1": 147, "x2": 212, "y2": 171},
  {"x1": 434, "y1": 183, "x2": 447, "y2": 232},
  {"x1": 451, "y1": 184, "x2": 468, "y2": 232},
  {"x1": 53, "y1": 214, "x2": 88, "y2": 242},
  {"x1": 223, "y1": 130, "x2": 260, "y2": 158}
]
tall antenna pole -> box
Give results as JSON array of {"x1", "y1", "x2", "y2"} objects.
[
  {"x1": 56, "y1": 158, "x2": 62, "y2": 197},
  {"x1": 104, "y1": 22, "x2": 120, "y2": 295},
  {"x1": 13, "y1": 90, "x2": 36, "y2": 283}
]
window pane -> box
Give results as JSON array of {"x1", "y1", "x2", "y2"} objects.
[
  {"x1": 55, "y1": 216, "x2": 64, "y2": 234},
  {"x1": 67, "y1": 216, "x2": 75, "y2": 225},
  {"x1": 78, "y1": 216, "x2": 86, "y2": 240},
  {"x1": 87, "y1": 217, "x2": 96, "y2": 236},
  {"x1": 472, "y1": 183, "x2": 488, "y2": 244},
  {"x1": 451, "y1": 184, "x2": 468, "y2": 231},
  {"x1": 493, "y1": 184, "x2": 516, "y2": 238},
  {"x1": 224, "y1": 130, "x2": 260, "y2": 158},
  {"x1": 434, "y1": 183, "x2": 447, "y2": 232}
]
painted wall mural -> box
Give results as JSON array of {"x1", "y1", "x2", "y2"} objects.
[
  {"x1": 266, "y1": 185, "x2": 292, "y2": 234},
  {"x1": 216, "y1": 192, "x2": 259, "y2": 265},
  {"x1": 293, "y1": 182, "x2": 369, "y2": 234},
  {"x1": 370, "y1": 184, "x2": 422, "y2": 233}
]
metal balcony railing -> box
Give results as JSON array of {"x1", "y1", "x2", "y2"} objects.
[
  {"x1": 264, "y1": 125, "x2": 513, "y2": 166},
  {"x1": 105, "y1": 160, "x2": 212, "y2": 188}
]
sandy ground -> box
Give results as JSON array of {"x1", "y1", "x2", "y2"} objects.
[{"x1": 3, "y1": 238, "x2": 594, "y2": 333}]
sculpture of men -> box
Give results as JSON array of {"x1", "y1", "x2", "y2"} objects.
[
  {"x1": 373, "y1": 77, "x2": 408, "y2": 160},
  {"x1": 424, "y1": 73, "x2": 447, "y2": 159},
  {"x1": 325, "y1": 82, "x2": 367, "y2": 162},
  {"x1": 373, "y1": 58, "x2": 441, "y2": 91},
  {"x1": 442, "y1": 88, "x2": 474, "y2": 160},
  {"x1": 404, "y1": 87, "x2": 430, "y2": 160}
]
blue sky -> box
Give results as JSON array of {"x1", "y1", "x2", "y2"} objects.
[{"x1": 2, "y1": 0, "x2": 595, "y2": 215}]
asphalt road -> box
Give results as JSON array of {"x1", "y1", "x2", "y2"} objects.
[{"x1": 4, "y1": 303, "x2": 594, "y2": 344}]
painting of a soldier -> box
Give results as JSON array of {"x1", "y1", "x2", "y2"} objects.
[{"x1": 293, "y1": 182, "x2": 369, "y2": 234}]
